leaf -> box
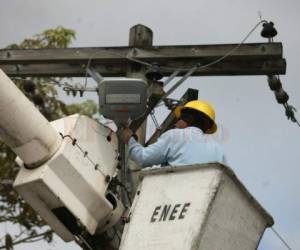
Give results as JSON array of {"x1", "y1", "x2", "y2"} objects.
[
  {"x1": 41, "y1": 84, "x2": 57, "y2": 97},
  {"x1": 66, "y1": 100, "x2": 97, "y2": 117}
]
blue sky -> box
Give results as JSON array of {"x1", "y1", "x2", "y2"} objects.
[{"x1": 0, "y1": 0, "x2": 299, "y2": 249}]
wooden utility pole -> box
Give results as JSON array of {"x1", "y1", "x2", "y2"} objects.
[
  {"x1": 125, "y1": 25, "x2": 164, "y2": 198},
  {"x1": 126, "y1": 24, "x2": 157, "y2": 144},
  {"x1": 0, "y1": 24, "x2": 287, "y2": 250}
]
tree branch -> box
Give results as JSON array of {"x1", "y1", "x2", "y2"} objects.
[{"x1": 0, "y1": 230, "x2": 53, "y2": 249}]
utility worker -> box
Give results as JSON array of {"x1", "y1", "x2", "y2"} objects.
[{"x1": 121, "y1": 100, "x2": 226, "y2": 167}]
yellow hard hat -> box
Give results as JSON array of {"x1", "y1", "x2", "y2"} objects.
[{"x1": 175, "y1": 100, "x2": 217, "y2": 134}]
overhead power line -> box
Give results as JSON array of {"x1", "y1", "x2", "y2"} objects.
[{"x1": 271, "y1": 227, "x2": 293, "y2": 250}]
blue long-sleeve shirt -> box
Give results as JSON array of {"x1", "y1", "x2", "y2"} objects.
[{"x1": 128, "y1": 126, "x2": 226, "y2": 168}]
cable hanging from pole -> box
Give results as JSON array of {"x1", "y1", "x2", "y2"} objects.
[
  {"x1": 78, "y1": 18, "x2": 268, "y2": 81},
  {"x1": 86, "y1": 19, "x2": 268, "y2": 72},
  {"x1": 13, "y1": 18, "x2": 276, "y2": 98},
  {"x1": 271, "y1": 227, "x2": 293, "y2": 250},
  {"x1": 46, "y1": 18, "x2": 271, "y2": 99},
  {"x1": 65, "y1": 18, "x2": 270, "y2": 102},
  {"x1": 58, "y1": 132, "x2": 112, "y2": 179}
]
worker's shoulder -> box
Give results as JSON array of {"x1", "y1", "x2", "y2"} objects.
[
  {"x1": 156, "y1": 128, "x2": 180, "y2": 141},
  {"x1": 206, "y1": 137, "x2": 224, "y2": 153},
  {"x1": 161, "y1": 128, "x2": 183, "y2": 136},
  {"x1": 161, "y1": 127, "x2": 205, "y2": 137},
  {"x1": 160, "y1": 127, "x2": 202, "y2": 140}
]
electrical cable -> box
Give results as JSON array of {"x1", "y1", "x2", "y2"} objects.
[
  {"x1": 59, "y1": 133, "x2": 108, "y2": 178},
  {"x1": 159, "y1": 64, "x2": 200, "y2": 102},
  {"x1": 73, "y1": 19, "x2": 269, "y2": 104},
  {"x1": 271, "y1": 227, "x2": 293, "y2": 250},
  {"x1": 23, "y1": 19, "x2": 267, "y2": 97},
  {"x1": 13, "y1": 77, "x2": 94, "y2": 98},
  {"x1": 83, "y1": 19, "x2": 267, "y2": 75},
  {"x1": 125, "y1": 49, "x2": 153, "y2": 67},
  {"x1": 194, "y1": 20, "x2": 267, "y2": 71},
  {"x1": 118, "y1": 139, "x2": 130, "y2": 208},
  {"x1": 13, "y1": 19, "x2": 268, "y2": 97},
  {"x1": 150, "y1": 110, "x2": 160, "y2": 129},
  {"x1": 84, "y1": 56, "x2": 95, "y2": 89},
  {"x1": 163, "y1": 69, "x2": 181, "y2": 87},
  {"x1": 283, "y1": 103, "x2": 300, "y2": 127},
  {"x1": 136, "y1": 20, "x2": 266, "y2": 71}
]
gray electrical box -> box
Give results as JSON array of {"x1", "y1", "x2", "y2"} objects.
[{"x1": 98, "y1": 78, "x2": 148, "y2": 124}]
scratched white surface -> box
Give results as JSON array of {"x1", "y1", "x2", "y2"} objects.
[
  {"x1": 120, "y1": 165, "x2": 271, "y2": 250},
  {"x1": 120, "y1": 167, "x2": 221, "y2": 250},
  {"x1": 13, "y1": 115, "x2": 119, "y2": 241}
]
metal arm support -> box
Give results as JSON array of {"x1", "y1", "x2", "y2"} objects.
[{"x1": 86, "y1": 67, "x2": 104, "y2": 84}]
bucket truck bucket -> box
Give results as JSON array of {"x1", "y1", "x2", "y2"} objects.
[
  {"x1": 14, "y1": 114, "x2": 123, "y2": 242},
  {"x1": 119, "y1": 164, "x2": 274, "y2": 250}
]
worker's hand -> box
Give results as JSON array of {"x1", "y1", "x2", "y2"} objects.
[{"x1": 121, "y1": 127, "x2": 133, "y2": 144}]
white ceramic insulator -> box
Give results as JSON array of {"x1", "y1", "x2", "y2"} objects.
[{"x1": 0, "y1": 69, "x2": 62, "y2": 168}]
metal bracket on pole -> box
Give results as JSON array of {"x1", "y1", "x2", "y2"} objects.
[
  {"x1": 163, "y1": 70, "x2": 181, "y2": 87},
  {"x1": 159, "y1": 64, "x2": 200, "y2": 105},
  {"x1": 150, "y1": 110, "x2": 160, "y2": 129},
  {"x1": 86, "y1": 67, "x2": 104, "y2": 84}
]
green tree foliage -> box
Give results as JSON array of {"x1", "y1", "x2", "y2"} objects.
[{"x1": 0, "y1": 27, "x2": 97, "y2": 249}]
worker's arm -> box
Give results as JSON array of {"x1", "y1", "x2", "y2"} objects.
[{"x1": 128, "y1": 132, "x2": 171, "y2": 168}]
